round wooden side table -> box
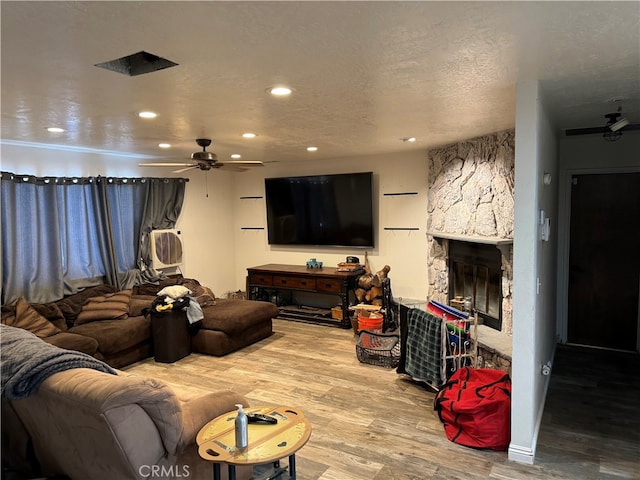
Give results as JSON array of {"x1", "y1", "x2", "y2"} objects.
[{"x1": 197, "y1": 405, "x2": 312, "y2": 480}]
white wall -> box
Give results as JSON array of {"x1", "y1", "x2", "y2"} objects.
[
  {"x1": 0, "y1": 143, "x2": 151, "y2": 177},
  {"x1": 556, "y1": 132, "x2": 640, "y2": 344},
  {"x1": 231, "y1": 150, "x2": 429, "y2": 301},
  {"x1": 509, "y1": 80, "x2": 559, "y2": 464},
  {"x1": 1, "y1": 143, "x2": 429, "y2": 302},
  {"x1": 174, "y1": 170, "x2": 238, "y2": 297}
]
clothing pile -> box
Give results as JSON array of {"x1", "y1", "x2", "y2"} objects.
[{"x1": 150, "y1": 285, "x2": 204, "y2": 325}]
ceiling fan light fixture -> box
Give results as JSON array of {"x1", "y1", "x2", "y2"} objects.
[
  {"x1": 602, "y1": 112, "x2": 626, "y2": 141},
  {"x1": 191, "y1": 151, "x2": 217, "y2": 161},
  {"x1": 609, "y1": 117, "x2": 629, "y2": 132},
  {"x1": 603, "y1": 130, "x2": 622, "y2": 142}
]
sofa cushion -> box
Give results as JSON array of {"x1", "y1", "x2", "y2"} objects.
[
  {"x1": 131, "y1": 275, "x2": 184, "y2": 296},
  {"x1": 74, "y1": 290, "x2": 132, "y2": 326},
  {"x1": 180, "y1": 278, "x2": 216, "y2": 307},
  {"x1": 129, "y1": 295, "x2": 155, "y2": 317},
  {"x1": 43, "y1": 332, "x2": 99, "y2": 356},
  {"x1": 56, "y1": 284, "x2": 119, "y2": 324},
  {"x1": 199, "y1": 299, "x2": 279, "y2": 336},
  {"x1": 29, "y1": 302, "x2": 68, "y2": 332},
  {"x1": 2, "y1": 298, "x2": 61, "y2": 338},
  {"x1": 69, "y1": 315, "x2": 150, "y2": 355},
  {"x1": 133, "y1": 277, "x2": 216, "y2": 307}
]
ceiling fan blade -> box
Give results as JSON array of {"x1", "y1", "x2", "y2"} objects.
[
  {"x1": 173, "y1": 165, "x2": 199, "y2": 173},
  {"x1": 138, "y1": 162, "x2": 194, "y2": 167},
  {"x1": 222, "y1": 160, "x2": 264, "y2": 166},
  {"x1": 565, "y1": 123, "x2": 640, "y2": 136},
  {"x1": 565, "y1": 126, "x2": 607, "y2": 136},
  {"x1": 217, "y1": 164, "x2": 248, "y2": 172}
]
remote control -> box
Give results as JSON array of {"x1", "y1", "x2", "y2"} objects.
[{"x1": 246, "y1": 413, "x2": 278, "y2": 424}]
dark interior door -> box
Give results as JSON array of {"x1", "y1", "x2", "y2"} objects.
[{"x1": 568, "y1": 172, "x2": 640, "y2": 351}]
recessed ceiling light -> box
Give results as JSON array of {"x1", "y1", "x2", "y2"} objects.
[
  {"x1": 158, "y1": 143, "x2": 171, "y2": 148},
  {"x1": 268, "y1": 86, "x2": 292, "y2": 96},
  {"x1": 242, "y1": 133, "x2": 257, "y2": 138},
  {"x1": 47, "y1": 127, "x2": 65, "y2": 133},
  {"x1": 307, "y1": 146, "x2": 318, "y2": 152},
  {"x1": 138, "y1": 111, "x2": 157, "y2": 119},
  {"x1": 402, "y1": 137, "x2": 417, "y2": 143},
  {"x1": 231, "y1": 154, "x2": 242, "y2": 159}
]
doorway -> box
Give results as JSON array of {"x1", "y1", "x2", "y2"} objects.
[{"x1": 567, "y1": 172, "x2": 640, "y2": 351}]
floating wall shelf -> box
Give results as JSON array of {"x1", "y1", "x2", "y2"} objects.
[
  {"x1": 383, "y1": 192, "x2": 418, "y2": 196},
  {"x1": 384, "y1": 227, "x2": 420, "y2": 231},
  {"x1": 241, "y1": 227, "x2": 265, "y2": 230},
  {"x1": 239, "y1": 196, "x2": 263, "y2": 200}
]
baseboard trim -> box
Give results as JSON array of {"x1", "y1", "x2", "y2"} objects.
[
  {"x1": 508, "y1": 347, "x2": 557, "y2": 465},
  {"x1": 508, "y1": 444, "x2": 535, "y2": 464}
]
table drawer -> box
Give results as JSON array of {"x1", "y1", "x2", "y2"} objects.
[
  {"x1": 273, "y1": 275, "x2": 316, "y2": 291},
  {"x1": 315, "y1": 278, "x2": 343, "y2": 293},
  {"x1": 249, "y1": 273, "x2": 273, "y2": 286}
]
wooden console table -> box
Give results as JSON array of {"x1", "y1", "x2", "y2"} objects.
[{"x1": 246, "y1": 263, "x2": 363, "y2": 328}]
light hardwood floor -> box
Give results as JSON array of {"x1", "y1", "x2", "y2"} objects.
[{"x1": 123, "y1": 320, "x2": 640, "y2": 480}]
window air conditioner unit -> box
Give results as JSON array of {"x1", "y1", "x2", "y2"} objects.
[{"x1": 150, "y1": 229, "x2": 184, "y2": 269}]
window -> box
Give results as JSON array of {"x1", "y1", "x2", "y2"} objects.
[{"x1": 1, "y1": 173, "x2": 186, "y2": 304}]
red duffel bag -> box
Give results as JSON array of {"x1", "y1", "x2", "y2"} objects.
[{"x1": 434, "y1": 367, "x2": 511, "y2": 450}]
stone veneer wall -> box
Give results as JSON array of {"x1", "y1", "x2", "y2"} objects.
[{"x1": 427, "y1": 130, "x2": 515, "y2": 335}]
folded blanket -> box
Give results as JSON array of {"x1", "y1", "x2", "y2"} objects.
[
  {"x1": 403, "y1": 308, "x2": 445, "y2": 389},
  {"x1": 1, "y1": 324, "x2": 117, "y2": 400}
]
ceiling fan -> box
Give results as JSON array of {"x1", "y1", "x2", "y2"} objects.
[
  {"x1": 139, "y1": 138, "x2": 264, "y2": 172},
  {"x1": 565, "y1": 109, "x2": 640, "y2": 141}
]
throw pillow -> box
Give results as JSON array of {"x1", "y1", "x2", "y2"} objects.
[
  {"x1": 3, "y1": 297, "x2": 61, "y2": 338},
  {"x1": 181, "y1": 278, "x2": 216, "y2": 307},
  {"x1": 129, "y1": 295, "x2": 155, "y2": 317},
  {"x1": 157, "y1": 285, "x2": 191, "y2": 300},
  {"x1": 56, "y1": 284, "x2": 119, "y2": 323},
  {"x1": 194, "y1": 285, "x2": 216, "y2": 307},
  {"x1": 30, "y1": 302, "x2": 68, "y2": 332},
  {"x1": 75, "y1": 289, "x2": 132, "y2": 326}
]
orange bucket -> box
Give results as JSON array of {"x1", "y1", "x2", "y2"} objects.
[{"x1": 358, "y1": 312, "x2": 383, "y2": 333}]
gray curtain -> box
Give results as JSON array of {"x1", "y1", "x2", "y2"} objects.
[
  {"x1": 137, "y1": 177, "x2": 187, "y2": 274},
  {"x1": 1, "y1": 172, "x2": 187, "y2": 305}
]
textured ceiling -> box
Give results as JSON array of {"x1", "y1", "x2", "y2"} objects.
[{"x1": 1, "y1": 1, "x2": 639, "y2": 166}]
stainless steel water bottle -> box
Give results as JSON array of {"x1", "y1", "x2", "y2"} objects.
[{"x1": 234, "y1": 404, "x2": 248, "y2": 449}]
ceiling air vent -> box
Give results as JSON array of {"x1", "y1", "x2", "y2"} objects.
[{"x1": 95, "y1": 51, "x2": 178, "y2": 76}]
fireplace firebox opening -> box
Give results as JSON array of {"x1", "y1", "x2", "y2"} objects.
[{"x1": 448, "y1": 241, "x2": 502, "y2": 331}]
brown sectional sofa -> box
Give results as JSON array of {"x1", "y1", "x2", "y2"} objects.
[
  {"x1": 193, "y1": 299, "x2": 279, "y2": 356},
  {"x1": 1, "y1": 277, "x2": 279, "y2": 478},
  {"x1": 2, "y1": 365, "x2": 253, "y2": 480},
  {"x1": 1, "y1": 275, "x2": 279, "y2": 368}
]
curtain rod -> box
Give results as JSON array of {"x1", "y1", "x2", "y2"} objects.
[{"x1": 0, "y1": 172, "x2": 189, "y2": 185}]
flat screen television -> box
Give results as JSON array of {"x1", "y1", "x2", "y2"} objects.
[{"x1": 264, "y1": 172, "x2": 374, "y2": 247}]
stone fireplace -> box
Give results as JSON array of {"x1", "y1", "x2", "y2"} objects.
[{"x1": 427, "y1": 130, "x2": 514, "y2": 335}]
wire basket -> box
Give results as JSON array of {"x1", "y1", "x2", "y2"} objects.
[{"x1": 356, "y1": 330, "x2": 401, "y2": 368}]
